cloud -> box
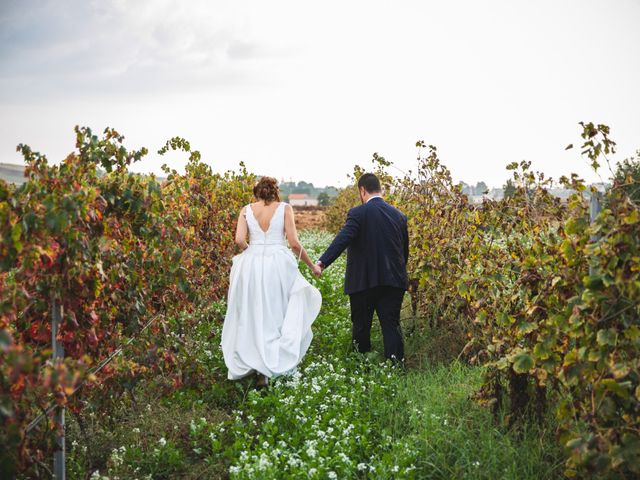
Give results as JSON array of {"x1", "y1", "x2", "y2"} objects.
[
  {"x1": 226, "y1": 40, "x2": 262, "y2": 61},
  {"x1": 0, "y1": 0, "x2": 289, "y2": 101}
]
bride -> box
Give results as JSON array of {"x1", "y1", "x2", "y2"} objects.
[{"x1": 221, "y1": 176, "x2": 322, "y2": 388}]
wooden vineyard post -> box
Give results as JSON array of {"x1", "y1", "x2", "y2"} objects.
[
  {"x1": 51, "y1": 295, "x2": 66, "y2": 480},
  {"x1": 589, "y1": 190, "x2": 603, "y2": 276}
]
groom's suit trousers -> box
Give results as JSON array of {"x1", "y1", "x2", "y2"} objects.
[{"x1": 349, "y1": 285, "x2": 405, "y2": 361}]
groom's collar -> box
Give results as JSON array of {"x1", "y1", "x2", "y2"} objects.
[{"x1": 366, "y1": 194, "x2": 383, "y2": 203}]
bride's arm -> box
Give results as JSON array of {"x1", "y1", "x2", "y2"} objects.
[
  {"x1": 284, "y1": 204, "x2": 318, "y2": 272},
  {"x1": 235, "y1": 206, "x2": 249, "y2": 250}
]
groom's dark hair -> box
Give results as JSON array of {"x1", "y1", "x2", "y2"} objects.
[{"x1": 357, "y1": 173, "x2": 381, "y2": 193}]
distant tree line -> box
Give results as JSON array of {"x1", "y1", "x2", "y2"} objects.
[
  {"x1": 278, "y1": 180, "x2": 338, "y2": 205},
  {"x1": 458, "y1": 181, "x2": 489, "y2": 196}
]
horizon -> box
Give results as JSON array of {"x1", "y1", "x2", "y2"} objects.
[{"x1": 0, "y1": 158, "x2": 617, "y2": 192}]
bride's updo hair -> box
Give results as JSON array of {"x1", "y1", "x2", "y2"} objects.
[{"x1": 253, "y1": 176, "x2": 280, "y2": 204}]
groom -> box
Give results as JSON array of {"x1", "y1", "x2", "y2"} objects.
[{"x1": 315, "y1": 173, "x2": 409, "y2": 362}]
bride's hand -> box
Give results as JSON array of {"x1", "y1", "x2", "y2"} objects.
[{"x1": 311, "y1": 264, "x2": 322, "y2": 277}]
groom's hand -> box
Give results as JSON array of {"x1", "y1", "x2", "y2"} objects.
[{"x1": 313, "y1": 260, "x2": 324, "y2": 277}]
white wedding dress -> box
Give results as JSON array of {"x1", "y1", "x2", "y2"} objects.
[{"x1": 221, "y1": 202, "x2": 322, "y2": 380}]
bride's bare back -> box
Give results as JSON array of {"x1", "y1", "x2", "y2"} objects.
[{"x1": 249, "y1": 201, "x2": 281, "y2": 233}]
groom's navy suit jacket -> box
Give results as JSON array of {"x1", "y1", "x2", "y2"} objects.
[{"x1": 319, "y1": 197, "x2": 409, "y2": 295}]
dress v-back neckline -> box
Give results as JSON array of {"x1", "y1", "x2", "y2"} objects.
[{"x1": 249, "y1": 202, "x2": 283, "y2": 234}]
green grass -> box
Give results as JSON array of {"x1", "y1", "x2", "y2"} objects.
[
  {"x1": 380, "y1": 363, "x2": 563, "y2": 479},
  {"x1": 65, "y1": 230, "x2": 564, "y2": 479}
]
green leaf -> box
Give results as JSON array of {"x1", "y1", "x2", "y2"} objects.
[
  {"x1": 495, "y1": 357, "x2": 509, "y2": 370},
  {"x1": 587, "y1": 349, "x2": 603, "y2": 362},
  {"x1": 610, "y1": 363, "x2": 631, "y2": 379},
  {"x1": 11, "y1": 222, "x2": 21, "y2": 242},
  {"x1": 11, "y1": 222, "x2": 23, "y2": 253},
  {"x1": 533, "y1": 341, "x2": 552, "y2": 360},
  {"x1": 624, "y1": 325, "x2": 640, "y2": 341},
  {"x1": 566, "y1": 437, "x2": 585, "y2": 449},
  {"x1": 512, "y1": 352, "x2": 534, "y2": 374},
  {"x1": 517, "y1": 321, "x2": 537, "y2": 334},
  {"x1": 596, "y1": 329, "x2": 617, "y2": 347},
  {"x1": 623, "y1": 209, "x2": 639, "y2": 224},
  {"x1": 599, "y1": 379, "x2": 630, "y2": 399},
  {"x1": 583, "y1": 274, "x2": 604, "y2": 289}
]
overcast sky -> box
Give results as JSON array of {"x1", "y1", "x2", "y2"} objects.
[{"x1": 1, "y1": 0, "x2": 639, "y2": 188}]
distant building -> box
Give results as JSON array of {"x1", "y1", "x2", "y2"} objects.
[
  {"x1": 548, "y1": 188, "x2": 573, "y2": 201},
  {"x1": 288, "y1": 193, "x2": 319, "y2": 207},
  {"x1": 0, "y1": 163, "x2": 26, "y2": 185},
  {"x1": 469, "y1": 188, "x2": 504, "y2": 204}
]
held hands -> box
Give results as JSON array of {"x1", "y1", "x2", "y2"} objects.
[{"x1": 312, "y1": 260, "x2": 324, "y2": 278}]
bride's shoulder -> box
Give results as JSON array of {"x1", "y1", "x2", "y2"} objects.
[{"x1": 241, "y1": 203, "x2": 253, "y2": 216}]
